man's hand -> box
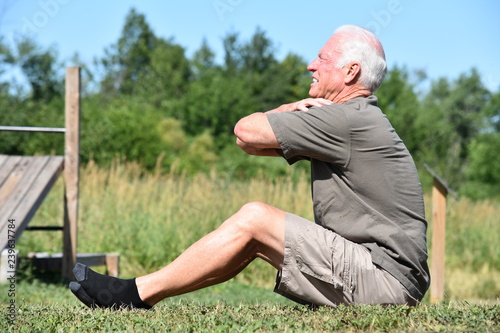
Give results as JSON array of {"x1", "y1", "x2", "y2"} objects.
[{"x1": 267, "y1": 98, "x2": 333, "y2": 113}]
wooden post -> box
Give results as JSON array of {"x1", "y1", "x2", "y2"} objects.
[
  {"x1": 62, "y1": 67, "x2": 80, "y2": 280},
  {"x1": 424, "y1": 164, "x2": 458, "y2": 303},
  {"x1": 105, "y1": 254, "x2": 120, "y2": 277},
  {"x1": 429, "y1": 178, "x2": 448, "y2": 303}
]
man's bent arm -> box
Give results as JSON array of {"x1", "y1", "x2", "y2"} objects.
[
  {"x1": 234, "y1": 99, "x2": 332, "y2": 156},
  {"x1": 234, "y1": 112, "x2": 281, "y2": 156}
]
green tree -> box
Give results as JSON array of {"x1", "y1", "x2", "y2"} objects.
[
  {"x1": 445, "y1": 69, "x2": 489, "y2": 156},
  {"x1": 277, "y1": 53, "x2": 311, "y2": 102},
  {"x1": 99, "y1": 8, "x2": 157, "y2": 95},
  {"x1": 241, "y1": 27, "x2": 276, "y2": 74},
  {"x1": 137, "y1": 37, "x2": 191, "y2": 106},
  {"x1": 481, "y1": 85, "x2": 500, "y2": 133},
  {"x1": 417, "y1": 77, "x2": 458, "y2": 177},
  {"x1": 14, "y1": 37, "x2": 62, "y2": 102},
  {"x1": 0, "y1": 37, "x2": 14, "y2": 93},
  {"x1": 178, "y1": 29, "x2": 310, "y2": 143},
  {"x1": 98, "y1": 8, "x2": 191, "y2": 103},
  {"x1": 0, "y1": 37, "x2": 27, "y2": 155},
  {"x1": 0, "y1": 37, "x2": 65, "y2": 155},
  {"x1": 462, "y1": 87, "x2": 500, "y2": 198},
  {"x1": 179, "y1": 71, "x2": 256, "y2": 141},
  {"x1": 192, "y1": 38, "x2": 216, "y2": 79},
  {"x1": 222, "y1": 31, "x2": 242, "y2": 74},
  {"x1": 463, "y1": 132, "x2": 500, "y2": 199},
  {"x1": 80, "y1": 95, "x2": 164, "y2": 168},
  {"x1": 416, "y1": 69, "x2": 490, "y2": 188}
]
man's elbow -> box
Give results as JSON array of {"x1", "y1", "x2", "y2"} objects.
[
  {"x1": 234, "y1": 120, "x2": 252, "y2": 144},
  {"x1": 233, "y1": 121, "x2": 242, "y2": 140}
]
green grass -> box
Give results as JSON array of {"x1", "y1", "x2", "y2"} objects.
[
  {"x1": 6, "y1": 303, "x2": 500, "y2": 333},
  {"x1": 2, "y1": 160, "x2": 499, "y2": 331},
  {"x1": 2, "y1": 278, "x2": 498, "y2": 332}
]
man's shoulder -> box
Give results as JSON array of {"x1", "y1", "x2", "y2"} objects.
[
  {"x1": 314, "y1": 95, "x2": 379, "y2": 113},
  {"x1": 343, "y1": 95, "x2": 379, "y2": 110}
]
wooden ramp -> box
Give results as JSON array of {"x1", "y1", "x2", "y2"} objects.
[
  {"x1": 0, "y1": 155, "x2": 64, "y2": 250},
  {"x1": 0, "y1": 68, "x2": 119, "y2": 280}
]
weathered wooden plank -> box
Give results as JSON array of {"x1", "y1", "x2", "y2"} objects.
[
  {"x1": 0, "y1": 155, "x2": 23, "y2": 189},
  {"x1": 0, "y1": 156, "x2": 47, "y2": 220},
  {"x1": 11, "y1": 156, "x2": 63, "y2": 221},
  {"x1": 0, "y1": 156, "x2": 45, "y2": 250},
  {"x1": 430, "y1": 178, "x2": 448, "y2": 303},
  {"x1": 62, "y1": 67, "x2": 81, "y2": 279},
  {"x1": 0, "y1": 156, "x2": 63, "y2": 250},
  {"x1": 0, "y1": 154, "x2": 9, "y2": 173},
  {"x1": 10, "y1": 156, "x2": 63, "y2": 230}
]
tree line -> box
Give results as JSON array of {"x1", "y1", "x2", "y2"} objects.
[{"x1": 0, "y1": 8, "x2": 498, "y2": 199}]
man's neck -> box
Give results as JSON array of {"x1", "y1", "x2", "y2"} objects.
[{"x1": 332, "y1": 86, "x2": 372, "y2": 104}]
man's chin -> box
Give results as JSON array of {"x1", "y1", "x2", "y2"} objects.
[{"x1": 308, "y1": 89, "x2": 319, "y2": 98}]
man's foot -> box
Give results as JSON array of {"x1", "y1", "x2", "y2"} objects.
[
  {"x1": 69, "y1": 281, "x2": 98, "y2": 308},
  {"x1": 69, "y1": 262, "x2": 152, "y2": 310}
]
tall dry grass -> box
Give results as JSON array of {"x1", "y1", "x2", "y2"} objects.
[
  {"x1": 18, "y1": 160, "x2": 499, "y2": 301},
  {"x1": 425, "y1": 195, "x2": 500, "y2": 301}
]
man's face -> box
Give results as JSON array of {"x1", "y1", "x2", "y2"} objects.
[{"x1": 307, "y1": 34, "x2": 346, "y2": 101}]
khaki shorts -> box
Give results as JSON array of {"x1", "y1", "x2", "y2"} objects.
[{"x1": 274, "y1": 213, "x2": 417, "y2": 307}]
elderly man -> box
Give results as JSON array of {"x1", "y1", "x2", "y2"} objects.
[{"x1": 70, "y1": 25, "x2": 430, "y2": 309}]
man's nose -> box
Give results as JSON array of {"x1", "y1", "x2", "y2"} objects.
[{"x1": 307, "y1": 58, "x2": 319, "y2": 71}]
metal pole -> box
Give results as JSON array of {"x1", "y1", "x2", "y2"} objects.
[{"x1": 0, "y1": 126, "x2": 66, "y2": 133}]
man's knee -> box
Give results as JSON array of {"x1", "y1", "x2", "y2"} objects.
[
  {"x1": 239, "y1": 201, "x2": 273, "y2": 219},
  {"x1": 232, "y1": 201, "x2": 282, "y2": 235}
]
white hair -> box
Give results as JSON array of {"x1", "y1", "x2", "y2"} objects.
[{"x1": 333, "y1": 25, "x2": 387, "y2": 92}]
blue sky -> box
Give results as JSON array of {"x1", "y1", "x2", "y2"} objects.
[{"x1": 1, "y1": 0, "x2": 499, "y2": 92}]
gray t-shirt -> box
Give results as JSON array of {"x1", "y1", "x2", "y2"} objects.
[{"x1": 266, "y1": 95, "x2": 430, "y2": 300}]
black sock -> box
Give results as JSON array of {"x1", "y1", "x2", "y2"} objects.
[
  {"x1": 69, "y1": 281, "x2": 97, "y2": 308},
  {"x1": 71, "y1": 262, "x2": 152, "y2": 309}
]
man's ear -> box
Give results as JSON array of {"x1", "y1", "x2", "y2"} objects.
[{"x1": 344, "y1": 62, "x2": 361, "y2": 84}]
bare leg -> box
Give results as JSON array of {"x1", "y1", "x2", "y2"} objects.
[{"x1": 135, "y1": 201, "x2": 286, "y2": 306}]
